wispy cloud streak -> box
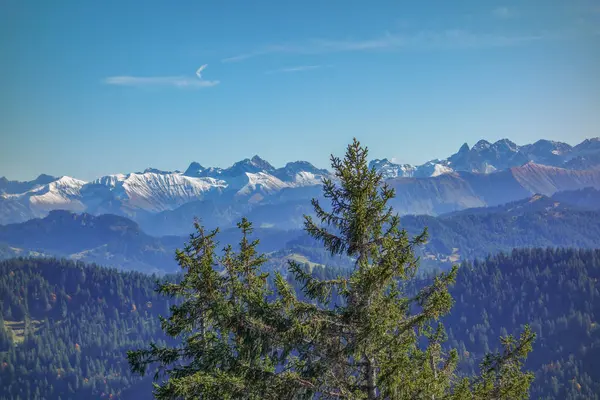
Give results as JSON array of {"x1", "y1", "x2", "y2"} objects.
[
  {"x1": 104, "y1": 76, "x2": 219, "y2": 88},
  {"x1": 266, "y1": 65, "x2": 324, "y2": 74},
  {"x1": 105, "y1": 65, "x2": 219, "y2": 88},
  {"x1": 222, "y1": 29, "x2": 552, "y2": 63}
]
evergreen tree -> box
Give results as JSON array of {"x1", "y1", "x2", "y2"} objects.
[
  {"x1": 128, "y1": 219, "x2": 295, "y2": 399},
  {"x1": 128, "y1": 139, "x2": 535, "y2": 399}
]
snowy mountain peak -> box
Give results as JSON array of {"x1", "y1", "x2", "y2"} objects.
[
  {"x1": 233, "y1": 171, "x2": 288, "y2": 197},
  {"x1": 183, "y1": 162, "x2": 205, "y2": 177},
  {"x1": 250, "y1": 155, "x2": 275, "y2": 171},
  {"x1": 574, "y1": 137, "x2": 600, "y2": 151},
  {"x1": 54, "y1": 176, "x2": 87, "y2": 187},
  {"x1": 142, "y1": 167, "x2": 176, "y2": 175},
  {"x1": 282, "y1": 160, "x2": 319, "y2": 171},
  {"x1": 0, "y1": 176, "x2": 87, "y2": 215},
  {"x1": 271, "y1": 161, "x2": 329, "y2": 184},
  {"x1": 226, "y1": 156, "x2": 275, "y2": 177},
  {"x1": 88, "y1": 171, "x2": 227, "y2": 213},
  {"x1": 494, "y1": 138, "x2": 519, "y2": 152},
  {"x1": 0, "y1": 174, "x2": 59, "y2": 195},
  {"x1": 369, "y1": 159, "x2": 416, "y2": 179},
  {"x1": 3, "y1": 136, "x2": 599, "y2": 226},
  {"x1": 472, "y1": 140, "x2": 492, "y2": 151},
  {"x1": 34, "y1": 174, "x2": 58, "y2": 184}
]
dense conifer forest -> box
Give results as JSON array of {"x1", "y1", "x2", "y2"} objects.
[
  {"x1": 445, "y1": 248, "x2": 600, "y2": 399},
  {"x1": 1, "y1": 248, "x2": 599, "y2": 398},
  {"x1": 0, "y1": 258, "x2": 172, "y2": 400}
]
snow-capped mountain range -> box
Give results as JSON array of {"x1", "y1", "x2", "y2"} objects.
[
  {"x1": 368, "y1": 138, "x2": 599, "y2": 179},
  {"x1": 1, "y1": 137, "x2": 599, "y2": 227},
  {"x1": 0, "y1": 155, "x2": 332, "y2": 224}
]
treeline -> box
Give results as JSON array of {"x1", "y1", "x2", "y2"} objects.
[
  {"x1": 275, "y1": 248, "x2": 600, "y2": 398},
  {"x1": 1, "y1": 248, "x2": 599, "y2": 398},
  {"x1": 445, "y1": 248, "x2": 600, "y2": 399},
  {"x1": 0, "y1": 258, "x2": 172, "y2": 400}
]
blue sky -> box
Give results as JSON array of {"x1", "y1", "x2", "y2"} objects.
[{"x1": 1, "y1": 0, "x2": 599, "y2": 181}]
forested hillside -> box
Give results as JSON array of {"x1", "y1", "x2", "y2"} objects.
[
  {"x1": 446, "y1": 248, "x2": 600, "y2": 399},
  {"x1": 401, "y1": 199, "x2": 600, "y2": 264},
  {"x1": 284, "y1": 194, "x2": 600, "y2": 270},
  {"x1": 1, "y1": 248, "x2": 599, "y2": 399},
  {"x1": 0, "y1": 258, "x2": 171, "y2": 400}
]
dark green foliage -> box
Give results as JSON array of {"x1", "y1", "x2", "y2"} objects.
[
  {"x1": 129, "y1": 139, "x2": 535, "y2": 399},
  {"x1": 128, "y1": 219, "x2": 299, "y2": 399},
  {"x1": 446, "y1": 248, "x2": 600, "y2": 399},
  {"x1": 0, "y1": 257, "x2": 172, "y2": 400},
  {"x1": 1, "y1": 247, "x2": 596, "y2": 399}
]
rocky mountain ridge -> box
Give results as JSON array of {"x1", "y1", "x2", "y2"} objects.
[{"x1": 1, "y1": 137, "x2": 598, "y2": 228}]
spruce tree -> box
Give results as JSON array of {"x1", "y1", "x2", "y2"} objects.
[
  {"x1": 128, "y1": 219, "x2": 297, "y2": 399},
  {"x1": 128, "y1": 138, "x2": 535, "y2": 399}
]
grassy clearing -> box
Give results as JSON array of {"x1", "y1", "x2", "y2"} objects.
[
  {"x1": 287, "y1": 253, "x2": 323, "y2": 272},
  {"x1": 4, "y1": 320, "x2": 43, "y2": 344}
]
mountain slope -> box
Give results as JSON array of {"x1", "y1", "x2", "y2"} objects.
[
  {"x1": 0, "y1": 177, "x2": 87, "y2": 223},
  {"x1": 445, "y1": 248, "x2": 600, "y2": 398},
  {"x1": 0, "y1": 211, "x2": 179, "y2": 274},
  {"x1": 399, "y1": 191, "x2": 600, "y2": 265},
  {"x1": 285, "y1": 189, "x2": 600, "y2": 270},
  {"x1": 2, "y1": 137, "x2": 599, "y2": 227},
  {"x1": 552, "y1": 187, "x2": 600, "y2": 210},
  {"x1": 369, "y1": 137, "x2": 600, "y2": 178},
  {"x1": 2, "y1": 249, "x2": 600, "y2": 399},
  {"x1": 0, "y1": 211, "x2": 305, "y2": 273},
  {"x1": 385, "y1": 163, "x2": 600, "y2": 217},
  {"x1": 0, "y1": 174, "x2": 58, "y2": 195},
  {"x1": 86, "y1": 171, "x2": 227, "y2": 213},
  {"x1": 0, "y1": 258, "x2": 172, "y2": 400},
  {"x1": 511, "y1": 162, "x2": 600, "y2": 195}
]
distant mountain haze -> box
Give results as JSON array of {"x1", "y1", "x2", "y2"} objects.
[
  {"x1": 1, "y1": 137, "x2": 599, "y2": 231},
  {"x1": 1, "y1": 189, "x2": 599, "y2": 274}
]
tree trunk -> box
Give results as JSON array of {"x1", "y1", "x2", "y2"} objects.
[{"x1": 366, "y1": 356, "x2": 377, "y2": 399}]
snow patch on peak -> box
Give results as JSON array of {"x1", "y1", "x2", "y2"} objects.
[
  {"x1": 430, "y1": 164, "x2": 454, "y2": 177},
  {"x1": 473, "y1": 140, "x2": 492, "y2": 151},
  {"x1": 92, "y1": 174, "x2": 127, "y2": 188},
  {"x1": 482, "y1": 163, "x2": 497, "y2": 174},
  {"x1": 250, "y1": 155, "x2": 274, "y2": 171},
  {"x1": 1, "y1": 176, "x2": 88, "y2": 213},
  {"x1": 290, "y1": 171, "x2": 323, "y2": 186},
  {"x1": 118, "y1": 172, "x2": 226, "y2": 211},
  {"x1": 273, "y1": 161, "x2": 330, "y2": 183},
  {"x1": 234, "y1": 172, "x2": 289, "y2": 196},
  {"x1": 184, "y1": 162, "x2": 205, "y2": 177},
  {"x1": 369, "y1": 159, "x2": 416, "y2": 179},
  {"x1": 494, "y1": 138, "x2": 518, "y2": 152},
  {"x1": 89, "y1": 171, "x2": 227, "y2": 212}
]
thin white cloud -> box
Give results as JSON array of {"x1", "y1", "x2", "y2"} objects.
[
  {"x1": 105, "y1": 64, "x2": 219, "y2": 88},
  {"x1": 221, "y1": 45, "x2": 299, "y2": 63},
  {"x1": 196, "y1": 64, "x2": 207, "y2": 79},
  {"x1": 493, "y1": 6, "x2": 518, "y2": 19},
  {"x1": 222, "y1": 29, "x2": 549, "y2": 63},
  {"x1": 266, "y1": 65, "x2": 324, "y2": 74},
  {"x1": 104, "y1": 76, "x2": 219, "y2": 88}
]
